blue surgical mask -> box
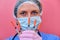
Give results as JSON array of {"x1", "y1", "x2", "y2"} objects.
[{"x1": 17, "y1": 16, "x2": 41, "y2": 31}]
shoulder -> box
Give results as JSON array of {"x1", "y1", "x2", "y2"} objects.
[
  {"x1": 6, "y1": 32, "x2": 60, "y2": 40},
  {"x1": 40, "y1": 32, "x2": 60, "y2": 40},
  {"x1": 6, "y1": 36, "x2": 20, "y2": 40}
]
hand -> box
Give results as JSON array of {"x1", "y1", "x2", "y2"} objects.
[{"x1": 19, "y1": 30, "x2": 42, "y2": 40}]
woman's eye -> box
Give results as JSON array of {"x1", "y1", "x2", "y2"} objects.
[
  {"x1": 20, "y1": 11, "x2": 27, "y2": 16},
  {"x1": 31, "y1": 11, "x2": 38, "y2": 16}
]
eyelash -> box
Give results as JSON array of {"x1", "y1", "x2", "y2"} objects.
[
  {"x1": 19, "y1": 11, "x2": 27, "y2": 15},
  {"x1": 19, "y1": 11, "x2": 39, "y2": 16},
  {"x1": 31, "y1": 11, "x2": 38, "y2": 15}
]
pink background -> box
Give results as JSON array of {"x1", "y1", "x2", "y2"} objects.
[{"x1": 0, "y1": 0, "x2": 60, "y2": 40}]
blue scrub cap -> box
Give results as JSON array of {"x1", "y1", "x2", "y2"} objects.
[{"x1": 14, "y1": 0, "x2": 42, "y2": 17}]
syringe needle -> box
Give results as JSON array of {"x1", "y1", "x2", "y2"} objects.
[
  {"x1": 28, "y1": 17, "x2": 30, "y2": 27},
  {"x1": 33, "y1": 19, "x2": 36, "y2": 28},
  {"x1": 10, "y1": 21, "x2": 20, "y2": 34}
]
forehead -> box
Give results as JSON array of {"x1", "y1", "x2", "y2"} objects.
[{"x1": 18, "y1": 3, "x2": 39, "y2": 12}]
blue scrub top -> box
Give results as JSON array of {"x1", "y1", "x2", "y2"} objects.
[{"x1": 6, "y1": 32, "x2": 60, "y2": 40}]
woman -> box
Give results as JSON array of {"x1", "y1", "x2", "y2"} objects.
[{"x1": 6, "y1": 0, "x2": 59, "y2": 40}]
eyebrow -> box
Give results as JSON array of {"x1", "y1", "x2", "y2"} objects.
[
  {"x1": 31, "y1": 10, "x2": 40, "y2": 12},
  {"x1": 20, "y1": 10, "x2": 27, "y2": 13},
  {"x1": 32, "y1": 10, "x2": 37, "y2": 11},
  {"x1": 19, "y1": 9, "x2": 39, "y2": 13}
]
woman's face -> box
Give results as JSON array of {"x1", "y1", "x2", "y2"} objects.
[{"x1": 17, "y1": 3, "x2": 40, "y2": 18}]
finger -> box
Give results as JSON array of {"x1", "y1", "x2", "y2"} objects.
[
  {"x1": 33, "y1": 33, "x2": 42, "y2": 40},
  {"x1": 20, "y1": 33, "x2": 35, "y2": 38},
  {"x1": 22, "y1": 30, "x2": 36, "y2": 34},
  {"x1": 20, "y1": 38, "x2": 33, "y2": 40},
  {"x1": 34, "y1": 37, "x2": 42, "y2": 40}
]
